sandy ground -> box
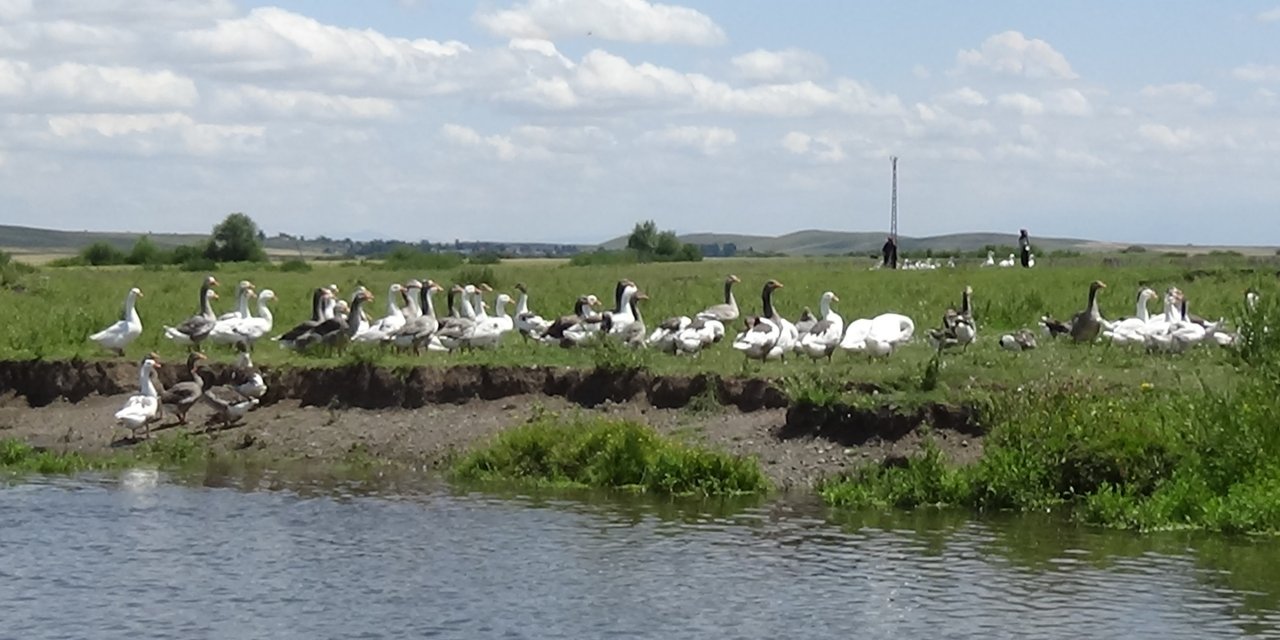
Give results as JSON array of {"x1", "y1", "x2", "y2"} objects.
[{"x1": 0, "y1": 392, "x2": 981, "y2": 490}]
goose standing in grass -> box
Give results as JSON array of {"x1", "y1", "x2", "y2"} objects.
[
  {"x1": 464, "y1": 293, "x2": 516, "y2": 349},
  {"x1": 732, "y1": 280, "x2": 786, "y2": 361},
  {"x1": 981, "y1": 251, "x2": 995, "y2": 267},
  {"x1": 513, "y1": 283, "x2": 551, "y2": 340},
  {"x1": 275, "y1": 287, "x2": 330, "y2": 350},
  {"x1": 1070, "y1": 280, "x2": 1107, "y2": 342},
  {"x1": 603, "y1": 281, "x2": 639, "y2": 337},
  {"x1": 400, "y1": 280, "x2": 423, "y2": 321},
  {"x1": 1102, "y1": 287, "x2": 1158, "y2": 345},
  {"x1": 233, "y1": 342, "x2": 267, "y2": 400},
  {"x1": 999, "y1": 329, "x2": 1038, "y2": 352},
  {"x1": 229, "y1": 289, "x2": 276, "y2": 349},
  {"x1": 388, "y1": 281, "x2": 442, "y2": 354},
  {"x1": 998, "y1": 253, "x2": 1016, "y2": 268},
  {"x1": 797, "y1": 291, "x2": 843, "y2": 361},
  {"x1": 541, "y1": 294, "x2": 602, "y2": 348},
  {"x1": 216, "y1": 281, "x2": 256, "y2": 322},
  {"x1": 354, "y1": 283, "x2": 407, "y2": 343},
  {"x1": 89, "y1": 287, "x2": 143, "y2": 357},
  {"x1": 693, "y1": 274, "x2": 739, "y2": 342},
  {"x1": 929, "y1": 286, "x2": 976, "y2": 351},
  {"x1": 794, "y1": 307, "x2": 817, "y2": 336},
  {"x1": 159, "y1": 351, "x2": 206, "y2": 425},
  {"x1": 602, "y1": 291, "x2": 649, "y2": 348},
  {"x1": 114, "y1": 354, "x2": 162, "y2": 440},
  {"x1": 163, "y1": 276, "x2": 220, "y2": 350},
  {"x1": 209, "y1": 287, "x2": 262, "y2": 347},
  {"x1": 434, "y1": 285, "x2": 480, "y2": 352}
]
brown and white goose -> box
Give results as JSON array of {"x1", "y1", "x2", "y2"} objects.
[
  {"x1": 163, "y1": 275, "x2": 220, "y2": 350},
  {"x1": 159, "y1": 351, "x2": 206, "y2": 425}
]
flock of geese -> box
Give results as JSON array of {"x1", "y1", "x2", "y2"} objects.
[{"x1": 92, "y1": 273, "x2": 1258, "y2": 440}]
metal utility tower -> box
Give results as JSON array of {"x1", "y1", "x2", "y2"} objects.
[{"x1": 889, "y1": 156, "x2": 898, "y2": 242}]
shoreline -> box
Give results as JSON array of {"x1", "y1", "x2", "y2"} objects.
[{"x1": 0, "y1": 359, "x2": 983, "y2": 489}]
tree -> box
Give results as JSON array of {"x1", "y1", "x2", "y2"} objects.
[
  {"x1": 205, "y1": 212, "x2": 266, "y2": 262},
  {"x1": 80, "y1": 242, "x2": 126, "y2": 266},
  {"x1": 126, "y1": 235, "x2": 166, "y2": 265},
  {"x1": 655, "y1": 230, "x2": 682, "y2": 256},
  {"x1": 626, "y1": 220, "x2": 659, "y2": 254}
]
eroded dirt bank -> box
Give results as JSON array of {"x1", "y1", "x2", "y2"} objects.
[{"x1": 0, "y1": 360, "x2": 984, "y2": 488}]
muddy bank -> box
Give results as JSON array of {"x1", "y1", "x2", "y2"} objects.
[{"x1": 0, "y1": 360, "x2": 985, "y2": 488}]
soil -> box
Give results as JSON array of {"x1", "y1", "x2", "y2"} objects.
[{"x1": 0, "y1": 360, "x2": 986, "y2": 490}]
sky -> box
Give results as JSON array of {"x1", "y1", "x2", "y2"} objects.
[{"x1": 0, "y1": 1, "x2": 1278, "y2": 245}]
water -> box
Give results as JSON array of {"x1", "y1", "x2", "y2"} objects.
[{"x1": 4, "y1": 470, "x2": 1280, "y2": 639}]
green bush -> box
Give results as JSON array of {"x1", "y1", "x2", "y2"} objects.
[
  {"x1": 569, "y1": 249, "x2": 641, "y2": 267},
  {"x1": 379, "y1": 247, "x2": 465, "y2": 271},
  {"x1": 451, "y1": 411, "x2": 769, "y2": 496},
  {"x1": 80, "y1": 242, "x2": 127, "y2": 266},
  {"x1": 278, "y1": 258, "x2": 312, "y2": 273},
  {"x1": 468, "y1": 251, "x2": 502, "y2": 265}
]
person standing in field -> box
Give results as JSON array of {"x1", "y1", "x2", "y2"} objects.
[
  {"x1": 882, "y1": 236, "x2": 898, "y2": 269},
  {"x1": 1019, "y1": 229, "x2": 1031, "y2": 268}
]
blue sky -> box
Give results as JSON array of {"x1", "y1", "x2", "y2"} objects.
[{"x1": 0, "y1": 0, "x2": 1277, "y2": 245}]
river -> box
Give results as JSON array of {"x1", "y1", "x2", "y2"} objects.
[{"x1": 3, "y1": 468, "x2": 1279, "y2": 639}]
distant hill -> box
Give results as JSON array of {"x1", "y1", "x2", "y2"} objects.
[{"x1": 599, "y1": 229, "x2": 1093, "y2": 255}]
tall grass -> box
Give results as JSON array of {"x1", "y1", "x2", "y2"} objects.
[
  {"x1": 0, "y1": 433, "x2": 205, "y2": 475},
  {"x1": 451, "y1": 411, "x2": 769, "y2": 496},
  {"x1": 820, "y1": 304, "x2": 1280, "y2": 533}
]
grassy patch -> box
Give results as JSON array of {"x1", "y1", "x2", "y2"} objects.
[
  {"x1": 450, "y1": 410, "x2": 769, "y2": 496},
  {"x1": 0, "y1": 433, "x2": 207, "y2": 475}
]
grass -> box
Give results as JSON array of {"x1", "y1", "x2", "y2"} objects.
[
  {"x1": 0, "y1": 252, "x2": 1272, "y2": 399},
  {"x1": 819, "y1": 297, "x2": 1280, "y2": 533},
  {"x1": 450, "y1": 410, "x2": 770, "y2": 496},
  {"x1": 0, "y1": 433, "x2": 206, "y2": 475}
]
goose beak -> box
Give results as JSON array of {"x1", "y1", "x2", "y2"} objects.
[
  {"x1": 210, "y1": 291, "x2": 220, "y2": 300},
  {"x1": 480, "y1": 283, "x2": 493, "y2": 292},
  {"x1": 832, "y1": 295, "x2": 840, "y2": 303},
  {"x1": 136, "y1": 291, "x2": 144, "y2": 298}
]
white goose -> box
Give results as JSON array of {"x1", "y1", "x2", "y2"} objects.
[
  {"x1": 114, "y1": 354, "x2": 162, "y2": 440},
  {"x1": 401, "y1": 280, "x2": 423, "y2": 321},
  {"x1": 216, "y1": 281, "x2": 256, "y2": 321},
  {"x1": 980, "y1": 250, "x2": 996, "y2": 267},
  {"x1": 998, "y1": 253, "x2": 1016, "y2": 268},
  {"x1": 841, "y1": 312, "x2": 915, "y2": 357},
  {"x1": 230, "y1": 289, "x2": 277, "y2": 349},
  {"x1": 797, "y1": 291, "x2": 844, "y2": 361},
  {"x1": 513, "y1": 283, "x2": 551, "y2": 340},
  {"x1": 354, "y1": 283, "x2": 407, "y2": 343},
  {"x1": 209, "y1": 287, "x2": 261, "y2": 346},
  {"x1": 1103, "y1": 287, "x2": 1158, "y2": 345},
  {"x1": 89, "y1": 287, "x2": 143, "y2": 356},
  {"x1": 233, "y1": 343, "x2": 267, "y2": 400},
  {"x1": 732, "y1": 280, "x2": 786, "y2": 361},
  {"x1": 466, "y1": 294, "x2": 514, "y2": 349}
]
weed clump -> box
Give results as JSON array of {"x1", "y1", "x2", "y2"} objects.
[{"x1": 451, "y1": 411, "x2": 769, "y2": 496}]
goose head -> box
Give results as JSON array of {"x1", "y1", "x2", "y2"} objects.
[
  {"x1": 478, "y1": 283, "x2": 494, "y2": 293},
  {"x1": 204, "y1": 275, "x2": 220, "y2": 289},
  {"x1": 585, "y1": 294, "x2": 601, "y2": 308},
  {"x1": 257, "y1": 289, "x2": 276, "y2": 304},
  {"x1": 128, "y1": 287, "x2": 143, "y2": 299},
  {"x1": 726, "y1": 274, "x2": 741, "y2": 284},
  {"x1": 820, "y1": 291, "x2": 839, "y2": 308},
  {"x1": 186, "y1": 351, "x2": 207, "y2": 370},
  {"x1": 142, "y1": 352, "x2": 162, "y2": 370},
  {"x1": 404, "y1": 279, "x2": 422, "y2": 290},
  {"x1": 514, "y1": 282, "x2": 528, "y2": 294}
]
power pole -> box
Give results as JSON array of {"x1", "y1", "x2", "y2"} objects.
[{"x1": 889, "y1": 156, "x2": 898, "y2": 243}]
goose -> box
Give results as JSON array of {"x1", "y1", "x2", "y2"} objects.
[
  {"x1": 228, "y1": 289, "x2": 276, "y2": 349},
  {"x1": 209, "y1": 287, "x2": 266, "y2": 347},
  {"x1": 696, "y1": 274, "x2": 741, "y2": 331},
  {"x1": 353, "y1": 283, "x2": 407, "y2": 343},
  {"x1": 275, "y1": 287, "x2": 330, "y2": 350},
  {"x1": 542, "y1": 295, "x2": 603, "y2": 348},
  {"x1": 602, "y1": 291, "x2": 649, "y2": 348},
  {"x1": 159, "y1": 351, "x2": 206, "y2": 425},
  {"x1": 388, "y1": 281, "x2": 442, "y2": 354},
  {"x1": 1027, "y1": 253, "x2": 1037, "y2": 268},
  {"x1": 434, "y1": 286, "x2": 479, "y2": 352},
  {"x1": 794, "y1": 307, "x2": 817, "y2": 337},
  {"x1": 216, "y1": 281, "x2": 256, "y2": 322},
  {"x1": 1169, "y1": 294, "x2": 1208, "y2": 349},
  {"x1": 998, "y1": 253, "x2": 1016, "y2": 268},
  {"x1": 999, "y1": 329, "x2": 1038, "y2": 351},
  {"x1": 603, "y1": 281, "x2": 638, "y2": 337},
  {"x1": 163, "y1": 276, "x2": 220, "y2": 350},
  {"x1": 201, "y1": 384, "x2": 258, "y2": 430},
  {"x1": 513, "y1": 283, "x2": 552, "y2": 341},
  {"x1": 232, "y1": 342, "x2": 267, "y2": 400},
  {"x1": 464, "y1": 294, "x2": 515, "y2": 349},
  {"x1": 649, "y1": 314, "x2": 719, "y2": 356},
  {"x1": 797, "y1": 291, "x2": 844, "y2": 361},
  {"x1": 981, "y1": 251, "x2": 995, "y2": 267},
  {"x1": 1069, "y1": 280, "x2": 1107, "y2": 342},
  {"x1": 1171, "y1": 288, "x2": 1225, "y2": 332},
  {"x1": 89, "y1": 287, "x2": 143, "y2": 356},
  {"x1": 114, "y1": 354, "x2": 162, "y2": 440},
  {"x1": 732, "y1": 280, "x2": 786, "y2": 361},
  {"x1": 401, "y1": 280, "x2": 423, "y2": 321},
  {"x1": 929, "y1": 286, "x2": 976, "y2": 351},
  {"x1": 297, "y1": 290, "x2": 372, "y2": 354},
  {"x1": 1102, "y1": 287, "x2": 1158, "y2": 345}
]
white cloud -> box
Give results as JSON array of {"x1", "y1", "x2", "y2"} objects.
[
  {"x1": 45, "y1": 112, "x2": 263, "y2": 155},
  {"x1": 179, "y1": 7, "x2": 470, "y2": 93},
  {"x1": 731, "y1": 48, "x2": 827, "y2": 83},
  {"x1": 1139, "y1": 82, "x2": 1215, "y2": 106},
  {"x1": 1258, "y1": 6, "x2": 1280, "y2": 22},
  {"x1": 1137, "y1": 123, "x2": 1195, "y2": 150},
  {"x1": 779, "y1": 131, "x2": 844, "y2": 163},
  {"x1": 475, "y1": 0, "x2": 726, "y2": 46},
  {"x1": 1043, "y1": 88, "x2": 1092, "y2": 116},
  {"x1": 642, "y1": 125, "x2": 736, "y2": 155},
  {"x1": 33, "y1": 62, "x2": 198, "y2": 109},
  {"x1": 212, "y1": 85, "x2": 397, "y2": 120},
  {"x1": 956, "y1": 31, "x2": 1078, "y2": 79},
  {"x1": 1233, "y1": 63, "x2": 1280, "y2": 83},
  {"x1": 441, "y1": 122, "x2": 615, "y2": 161},
  {"x1": 0, "y1": 0, "x2": 31, "y2": 21},
  {"x1": 996, "y1": 92, "x2": 1045, "y2": 116},
  {"x1": 937, "y1": 87, "x2": 987, "y2": 107}
]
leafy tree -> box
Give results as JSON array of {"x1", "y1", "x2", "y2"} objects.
[
  {"x1": 126, "y1": 235, "x2": 167, "y2": 265},
  {"x1": 205, "y1": 212, "x2": 266, "y2": 262},
  {"x1": 626, "y1": 220, "x2": 659, "y2": 254},
  {"x1": 655, "y1": 230, "x2": 681, "y2": 256},
  {"x1": 80, "y1": 242, "x2": 126, "y2": 266}
]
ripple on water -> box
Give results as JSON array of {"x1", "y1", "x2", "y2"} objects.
[{"x1": 0, "y1": 477, "x2": 1278, "y2": 639}]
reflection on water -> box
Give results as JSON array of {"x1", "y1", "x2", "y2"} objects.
[{"x1": 2, "y1": 469, "x2": 1279, "y2": 639}]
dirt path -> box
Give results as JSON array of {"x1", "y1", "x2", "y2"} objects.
[{"x1": 0, "y1": 392, "x2": 981, "y2": 490}]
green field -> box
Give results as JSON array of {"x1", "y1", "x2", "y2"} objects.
[{"x1": 1, "y1": 252, "x2": 1274, "y2": 403}]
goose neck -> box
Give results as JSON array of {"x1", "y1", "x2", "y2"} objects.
[
  {"x1": 422, "y1": 288, "x2": 437, "y2": 319},
  {"x1": 139, "y1": 364, "x2": 157, "y2": 397},
  {"x1": 516, "y1": 292, "x2": 530, "y2": 315},
  {"x1": 818, "y1": 296, "x2": 831, "y2": 317},
  {"x1": 124, "y1": 291, "x2": 140, "y2": 322},
  {"x1": 198, "y1": 285, "x2": 214, "y2": 319},
  {"x1": 762, "y1": 287, "x2": 776, "y2": 320}
]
